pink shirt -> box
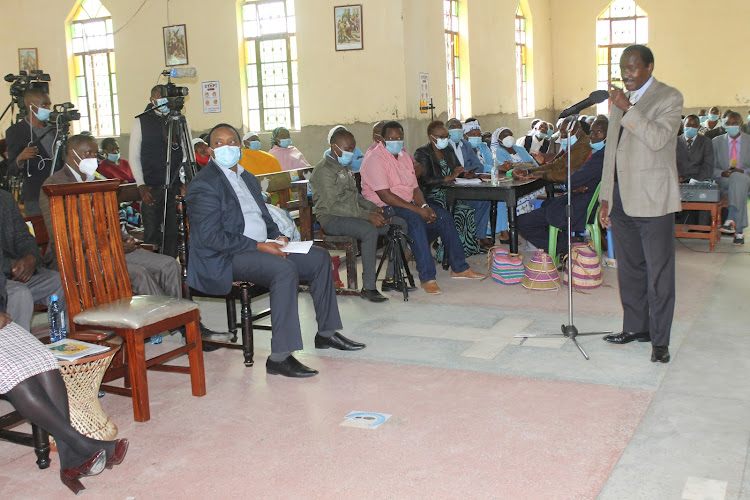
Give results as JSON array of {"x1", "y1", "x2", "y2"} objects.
[
  {"x1": 269, "y1": 145, "x2": 312, "y2": 171},
  {"x1": 360, "y1": 142, "x2": 418, "y2": 206}
]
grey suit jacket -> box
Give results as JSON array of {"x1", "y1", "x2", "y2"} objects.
[
  {"x1": 676, "y1": 134, "x2": 713, "y2": 180},
  {"x1": 601, "y1": 78, "x2": 683, "y2": 217},
  {"x1": 185, "y1": 160, "x2": 282, "y2": 295},
  {"x1": 711, "y1": 132, "x2": 750, "y2": 178}
]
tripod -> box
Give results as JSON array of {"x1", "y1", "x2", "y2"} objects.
[
  {"x1": 515, "y1": 116, "x2": 611, "y2": 359},
  {"x1": 375, "y1": 224, "x2": 415, "y2": 301}
]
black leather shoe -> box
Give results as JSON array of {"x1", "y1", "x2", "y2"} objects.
[
  {"x1": 603, "y1": 331, "x2": 651, "y2": 344},
  {"x1": 651, "y1": 346, "x2": 670, "y2": 363},
  {"x1": 360, "y1": 289, "x2": 389, "y2": 302},
  {"x1": 381, "y1": 279, "x2": 417, "y2": 293},
  {"x1": 315, "y1": 332, "x2": 366, "y2": 351},
  {"x1": 266, "y1": 356, "x2": 319, "y2": 377},
  {"x1": 178, "y1": 323, "x2": 225, "y2": 352}
]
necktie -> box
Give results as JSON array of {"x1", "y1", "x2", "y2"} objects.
[
  {"x1": 730, "y1": 139, "x2": 738, "y2": 168},
  {"x1": 687, "y1": 139, "x2": 693, "y2": 151},
  {"x1": 629, "y1": 91, "x2": 638, "y2": 104}
]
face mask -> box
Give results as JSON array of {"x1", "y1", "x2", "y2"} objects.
[
  {"x1": 153, "y1": 97, "x2": 169, "y2": 114},
  {"x1": 212, "y1": 145, "x2": 242, "y2": 168},
  {"x1": 278, "y1": 138, "x2": 292, "y2": 148},
  {"x1": 31, "y1": 104, "x2": 51, "y2": 122},
  {"x1": 336, "y1": 149, "x2": 354, "y2": 166},
  {"x1": 434, "y1": 137, "x2": 450, "y2": 150},
  {"x1": 708, "y1": 113, "x2": 719, "y2": 122},
  {"x1": 448, "y1": 129, "x2": 464, "y2": 143},
  {"x1": 590, "y1": 140, "x2": 605, "y2": 152},
  {"x1": 747, "y1": 115, "x2": 750, "y2": 123},
  {"x1": 107, "y1": 153, "x2": 120, "y2": 162},
  {"x1": 501, "y1": 136, "x2": 515, "y2": 149},
  {"x1": 74, "y1": 151, "x2": 98, "y2": 179},
  {"x1": 721, "y1": 118, "x2": 728, "y2": 127},
  {"x1": 535, "y1": 131, "x2": 546, "y2": 140},
  {"x1": 684, "y1": 127, "x2": 699, "y2": 139},
  {"x1": 468, "y1": 136, "x2": 482, "y2": 148},
  {"x1": 385, "y1": 140, "x2": 403, "y2": 155},
  {"x1": 725, "y1": 125, "x2": 741, "y2": 137},
  {"x1": 699, "y1": 116, "x2": 707, "y2": 124},
  {"x1": 560, "y1": 135, "x2": 579, "y2": 150},
  {"x1": 248, "y1": 140, "x2": 262, "y2": 151}
]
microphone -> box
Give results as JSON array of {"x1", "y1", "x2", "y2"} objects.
[
  {"x1": 558, "y1": 90, "x2": 609, "y2": 119},
  {"x1": 164, "y1": 67, "x2": 197, "y2": 79}
]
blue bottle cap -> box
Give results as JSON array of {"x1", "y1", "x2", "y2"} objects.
[{"x1": 50, "y1": 294, "x2": 58, "y2": 301}]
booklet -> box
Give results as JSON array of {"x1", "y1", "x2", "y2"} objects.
[
  {"x1": 265, "y1": 239, "x2": 313, "y2": 254},
  {"x1": 48, "y1": 339, "x2": 110, "y2": 361}
]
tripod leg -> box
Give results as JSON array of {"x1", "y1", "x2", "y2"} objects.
[
  {"x1": 570, "y1": 337, "x2": 589, "y2": 360},
  {"x1": 375, "y1": 239, "x2": 391, "y2": 281},
  {"x1": 161, "y1": 119, "x2": 174, "y2": 254},
  {"x1": 397, "y1": 237, "x2": 416, "y2": 287}
]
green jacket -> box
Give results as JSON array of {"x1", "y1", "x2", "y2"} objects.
[{"x1": 310, "y1": 154, "x2": 376, "y2": 229}]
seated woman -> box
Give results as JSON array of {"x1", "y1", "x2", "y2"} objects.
[
  {"x1": 97, "y1": 138, "x2": 135, "y2": 183},
  {"x1": 238, "y1": 132, "x2": 283, "y2": 175},
  {"x1": 0, "y1": 269, "x2": 128, "y2": 494},
  {"x1": 192, "y1": 138, "x2": 212, "y2": 169},
  {"x1": 268, "y1": 127, "x2": 312, "y2": 172},
  {"x1": 491, "y1": 127, "x2": 545, "y2": 221},
  {"x1": 414, "y1": 120, "x2": 481, "y2": 259}
]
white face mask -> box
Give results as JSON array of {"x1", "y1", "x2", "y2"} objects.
[
  {"x1": 74, "y1": 151, "x2": 98, "y2": 180},
  {"x1": 501, "y1": 136, "x2": 515, "y2": 149}
]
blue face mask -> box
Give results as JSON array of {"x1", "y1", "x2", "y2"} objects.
[
  {"x1": 699, "y1": 116, "x2": 708, "y2": 124},
  {"x1": 336, "y1": 149, "x2": 354, "y2": 166},
  {"x1": 31, "y1": 104, "x2": 51, "y2": 122},
  {"x1": 590, "y1": 140, "x2": 605, "y2": 152},
  {"x1": 546, "y1": 129, "x2": 554, "y2": 138},
  {"x1": 684, "y1": 127, "x2": 699, "y2": 139},
  {"x1": 448, "y1": 129, "x2": 464, "y2": 143},
  {"x1": 212, "y1": 145, "x2": 242, "y2": 168},
  {"x1": 468, "y1": 136, "x2": 482, "y2": 148},
  {"x1": 747, "y1": 115, "x2": 750, "y2": 123},
  {"x1": 385, "y1": 140, "x2": 403, "y2": 155},
  {"x1": 434, "y1": 137, "x2": 450, "y2": 150},
  {"x1": 721, "y1": 117, "x2": 728, "y2": 127},
  {"x1": 248, "y1": 140, "x2": 262, "y2": 151},
  {"x1": 725, "y1": 125, "x2": 741, "y2": 137},
  {"x1": 107, "y1": 153, "x2": 121, "y2": 162},
  {"x1": 708, "y1": 113, "x2": 720, "y2": 122},
  {"x1": 279, "y1": 138, "x2": 292, "y2": 148},
  {"x1": 560, "y1": 135, "x2": 578, "y2": 150}
]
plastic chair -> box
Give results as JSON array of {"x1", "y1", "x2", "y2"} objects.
[{"x1": 548, "y1": 182, "x2": 602, "y2": 265}]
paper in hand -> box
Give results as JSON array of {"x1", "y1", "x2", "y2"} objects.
[{"x1": 265, "y1": 239, "x2": 313, "y2": 254}]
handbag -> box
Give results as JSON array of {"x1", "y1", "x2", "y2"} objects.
[
  {"x1": 562, "y1": 242, "x2": 602, "y2": 290},
  {"x1": 486, "y1": 246, "x2": 524, "y2": 285},
  {"x1": 522, "y1": 250, "x2": 560, "y2": 291}
]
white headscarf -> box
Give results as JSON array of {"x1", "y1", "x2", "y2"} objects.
[
  {"x1": 491, "y1": 127, "x2": 511, "y2": 149},
  {"x1": 463, "y1": 121, "x2": 481, "y2": 134},
  {"x1": 242, "y1": 131, "x2": 258, "y2": 143},
  {"x1": 327, "y1": 125, "x2": 347, "y2": 145}
]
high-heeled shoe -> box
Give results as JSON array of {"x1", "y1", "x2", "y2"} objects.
[
  {"x1": 106, "y1": 438, "x2": 129, "y2": 469},
  {"x1": 60, "y1": 449, "x2": 107, "y2": 494}
]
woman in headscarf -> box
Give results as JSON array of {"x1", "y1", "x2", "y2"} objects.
[
  {"x1": 491, "y1": 127, "x2": 546, "y2": 221},
  {"x1": 268, "y1": 126, "x2": 312, "y2": 171}
]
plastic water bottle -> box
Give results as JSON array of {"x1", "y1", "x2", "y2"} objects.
[
  {"x1": 150, "y1": 333, "x2": 162, "y2": 345},
  {"x1": 491, "y1": 148, "x2": 500, "y2": 186},
  {"x1": 48, "y1": 294, "x2": 66, "y2": 342}
]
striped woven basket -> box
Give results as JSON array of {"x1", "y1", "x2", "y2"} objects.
[
  {"x1": 485, "y1": 246, "x2": 524, "y2": 285},
  {"x1": 522, "y1": 250, "x2": 560, "y2": 291},
  {"x1": 562, "y1": 242, "x2": 602, "y2": 290}
]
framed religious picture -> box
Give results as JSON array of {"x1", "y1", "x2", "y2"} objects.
[
  {"x1": 18, "y1": 48, "x2": 38, "y2": 73},
  {"x1": 334, "y1": 5, "x2": 363, "y2": 51},
  {"x1": 163, "y1": 24, "x2": 189, "y2": 67}
]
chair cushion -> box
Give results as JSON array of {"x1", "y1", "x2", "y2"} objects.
[{"x1": 73, "y1": 296, "x2": 198, "y2": 330}]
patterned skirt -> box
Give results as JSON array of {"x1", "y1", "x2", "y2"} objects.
[
  {"x1": 0, "y1": 322, "x2": 59, "y2": 394},
  {"x1": 429, "y1": 189, "x2": 481, "y2": 260}
]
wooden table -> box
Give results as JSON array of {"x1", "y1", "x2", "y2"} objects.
[
  {"x1": 444, "y1": 178, "x2": 548, "y2": 254},
  {"x1": 675, "y1": 197, "x2": 728, "y2": 251}
]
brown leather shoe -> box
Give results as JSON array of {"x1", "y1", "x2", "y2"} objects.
[
  {"x1": 421, "y1": 280, "x2": 442, "y2": 294},
  {"x1": 450, "y1": 269, "x2": 485, "y2": 279}
]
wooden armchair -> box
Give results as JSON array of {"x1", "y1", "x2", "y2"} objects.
[
  {"x1": 42, "y1": 180, "x2": 205, "y2": 422},
  {"x1": 176, "y1": 196, "x2": 271, "y2": 367},
  {"x1": 255, "y1": 170, "x2": 313, "y2": 241}
]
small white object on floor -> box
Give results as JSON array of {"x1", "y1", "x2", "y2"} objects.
[
  {"x1": 340, "y1": 411, "x2": 391, "y2": 430},
  {"x1": 525, "y1": 241, "x2": 538, "y2": 251},
  {"x1": 682, "y1": 476, "x2": 727, "y2": 500}
]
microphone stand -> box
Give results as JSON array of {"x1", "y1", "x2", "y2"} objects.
[{"x1": 515, "y1": 116, "x2": 611, "y2": 359}]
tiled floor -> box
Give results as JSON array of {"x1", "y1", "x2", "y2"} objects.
[{"x1": 1, "y1": 237, "x2": 749, "y2": 499}]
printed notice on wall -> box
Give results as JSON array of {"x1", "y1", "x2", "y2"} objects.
[
  {"x1": 419, "y1": 72, "x2": 430, "y2": 114},
  {"x1": 202, "y1": 81, "x2": 221, "y2": 114}
]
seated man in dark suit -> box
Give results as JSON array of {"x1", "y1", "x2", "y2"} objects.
[
  {"x1": 186, "y1": 124, "x2": 364, "y2": 378},
  {"x1": 517, "y1": 116, "x2": 608, "y2": 255},
  {"x1": 712, "y1": 111, "x2": 750, "y2": 246},
  {"x1": 677, "y1": 115, "x2": 714, "y2": 182}
]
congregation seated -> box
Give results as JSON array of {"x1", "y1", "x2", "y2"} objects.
[
  {"x1": 193, "y1": 137, "x2": 211, "y2": 168},
  {"x1": 97, "y1": 138, "x2": 135, "y2": 183},
  {"x1": 676, "y1": 115, "x2": 713, "y2": 182},
  {"x1": 702, "y1": 106, "x2": 726, "y2": 139},
  {"x1": 491, "y1": 126, "x2": 545, "y2": 217},
  {"x1": 517, "y1": 116, "x2": 608, "y2": 255},
  {"x1": 323, "y1": 126, "x2": 365, "y2": 171},
  {"x1": 268, "y1": 127, "x2": 312, "y2": 171},
  {"x1": 238, "y1": 132, "x2": 282, "y2": 175},
  {"x1": 310, "y1": 128, "x2": 406, "y2": 302},
  {"x1": 517, "y1": 120, "x2": 553, "y2": 154},
  {"x1": 713, "y1": 111, "x2": 750, "y2": 246},
  {"x1": 359, "y1": 120, "x2": 484, "y2": 295}
]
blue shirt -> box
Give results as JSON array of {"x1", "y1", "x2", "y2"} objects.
[
  {"x1": 629, "y1": 76, "x2": 654, "y2": 104},
  {"x1": 473, "y1": 142, "x2": 494, "y2": 173},
  {"x1": 218, "y1": 166, "x2": 268, "y2": 242}
]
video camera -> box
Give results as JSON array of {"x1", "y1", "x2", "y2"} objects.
[
  {"x1": 49, "y1": 102, "x2": 81, "y2": 125},
  {"x1": 4, "y1": 70, "x2": 51, "y2": 121}
]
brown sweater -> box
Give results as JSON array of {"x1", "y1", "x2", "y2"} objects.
[{"x1": 529, "y1": 136, "x2": 592, "y2": 183}]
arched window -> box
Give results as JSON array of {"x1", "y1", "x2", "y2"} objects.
[
  {"x1": 515, "y1": 4, "x2": 529, "y2": 118},
  {"x1": 70, "y1": 0, "x2": 119, "y2": 136},
  {"x1": 242, "y1": 0, "x2": 299, "y2": 131},
  {"x1": 444, "y1": 0, "x2": 460, "y2": 119},
  {"x1": 596, "y1": 0, "x2": 648, "y2": 113}
]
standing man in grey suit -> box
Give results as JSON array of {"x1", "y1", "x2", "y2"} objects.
[
  {"x1": 186, "y1": 123, "x2": 365, "y2": 378},
  {"x1": 712, "y1": 111, "x2": 750, "y2": 246},
  {"x1": 598, "y1": 45, "x2": 683, "y2": 363}
]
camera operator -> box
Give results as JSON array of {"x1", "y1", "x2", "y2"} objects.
[
  {"x1": 128, "y1": 84, "x2": 187, "y2": 257},
  {"x1": 5, "y1": 88, "x2": 60, "y2": 215}
]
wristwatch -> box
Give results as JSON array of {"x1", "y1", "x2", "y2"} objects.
[{"x1": 420, "y1": 203, "x2": 429, "y2": 209}]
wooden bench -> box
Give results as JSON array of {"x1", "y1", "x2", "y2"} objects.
[{"x1": 675, "y1": 197, "x2": 728, "y2": 251}]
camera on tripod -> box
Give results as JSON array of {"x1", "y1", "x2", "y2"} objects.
[
  {"x1": 4, "y1": 70, "x2": 51, "y2": 120},
  {"x1": 49, "y1": 102, "x2": 81, "y2": 124}
]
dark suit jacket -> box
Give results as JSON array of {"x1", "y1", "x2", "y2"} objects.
[
  {"x1": 185, "y1": 160, "x2": 282, "y2": 295},
  {"x1": 0, "y1": 189, "x2": 41, "y2": 278},
  {"x1": 544, "y1": 149, "x2": 604, "y2": 230},
  {"x1": 451, "y1": 139, "x2": 483, "y2": 172},
  {"x1": 676, "y1": 134, "x2": 713, "y2": 180},
  {"x1": 5, "y1": 119, "x2": 60, "y2": 203},
  {"x1": 414, "y1": 143, "x2": 462, "y2": 199}
]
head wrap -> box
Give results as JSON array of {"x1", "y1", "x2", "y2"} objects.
[
  {"x1": 491, "y1": 127, "x2": 511, "y2": 149},
  {"x1": 242, "y1": 131, "x2": 258, "y2": 143},
  {"x1": 271, "y1": 127, "x2": 289, "y2": 145},
  {"x1": 463, "y1": 121, "x2": 481, "y2": 134},
  {"x1": 191, "y1": 137, "x2": 206, "y2": 147},
  {"x1": 327, "y1": 125, "x2": 347, "y2": 145}
]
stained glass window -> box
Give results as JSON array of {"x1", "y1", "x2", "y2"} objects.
[
  {"x1": 596, "y1": 0, "x2": 648, "y2": 113},
  {"x1": 70, "y1": 0, "x2": 119, "y2": 136},
  {"x1": 515, "y1": 4, "x2": 529, "y2": 118},
  {"x1": 242, "y1": 0, "x2": 299, "y2": 131},
  {"x1": 444, "y1": 0, "x2": 460, "y2": 119}
]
